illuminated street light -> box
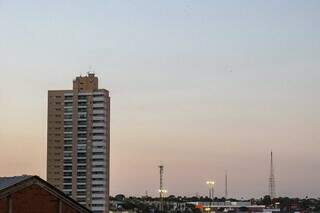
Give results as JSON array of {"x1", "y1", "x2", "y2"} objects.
[
  {"x1": 206, "y1": 181, "x2": 215, "y2": 186},
  {"x1": 206, "y1": 180, "x2": 215, "y2": 200},
  {"x1": 158, "y1": 189, "x2": 168, "y2": 194},
  {"x1": 205, "y1": 207, "x2": 211, "y2": 212}
]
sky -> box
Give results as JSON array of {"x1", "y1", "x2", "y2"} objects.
[{"x1": 0, "y1": 0, "x2": 320, "y2": 199}]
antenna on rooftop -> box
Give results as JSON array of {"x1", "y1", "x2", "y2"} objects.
[{"x1": 88, "y1": 65, "x2": 95, "y2": 75}]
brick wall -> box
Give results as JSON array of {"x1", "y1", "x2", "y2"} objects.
[{"x1": 0, "y1": 184, "x2": 80, "y2": 213}]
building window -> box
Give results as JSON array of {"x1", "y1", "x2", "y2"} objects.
[
  {"x1": 93, "y1": 126, "x2": 105, "y2": 130},
  {"x1": 93, "y1": 114, "x2": 105, "y2": 117},
  {"x1": 93, "y1": 107, "x2": 105, "y2": 110},
  {"x1": 77, "y1": 171, "x2": 86, "y2": 176},
  {"x1": 92, "y1": 184, "x2": 104, "y2": 188},
  {"x1": 92, "y1": 171, "x2": 104, "y2": 175},
  {"x1": 78, "y1": 121, "x2": 87, "y2": 125},
  {"x1": 77, "y1": 178, "x2": 86, "y2": 183},
  {"x1": 92, "y1": 152, "x2": 105, "y2": 155},
  {"x1": 78, "y1": 127, "x2": 87, "y2": 131},
  {"x1": 92, "y1": 178, "x2": 105, "y2": 181},
  {"x1": 64, "y1": 114, "x2": 72, "y2": 119},
  {"x1": 63, "y1": 178, "x2": 72, "y2": 183},
  {"x1": 77, "y1": 185, "x2": 86, "y2": 189},
  {"x1": 64, "y1": 133, "x2": 72, "y2": 138},
  {"x1": 78, "y1": 140, "x2": 87, "y2": 144},
  {"x1": 77, "y1": 146, "x2": 86, "y2": 150},
  {"x1": 77, "y1": 191, "x2": 86, "y2": 196},
  {"x1": 63, "y1": 166, "x2": 72, "y2": 170},
  {"x1": 64, "y1": 139, "x2": 72, "y2": 145},
  {"x1": 92, "y1": 204, "x2": 104, "y2": 207},
  {"x1": 93, "y1": 120, "x2": 105, "y2": 123},
  {"x1": 78, "y1": 133, "x2": 87, "y2": 138},
  {"x1": 64, "y1": 153, "x2": 72, "y2": 157},
  {"x1": 93, "y1": 139, "x2": 104, "y2": 142},
  {"x1": 78, "y1": 102, "x2": 87, "y2": 106},
  {"x1": 93, "y1": 94, "x2": 104, "y2": 97},
  {"x1": 92, "y1": 158, "x2": 104, "y2": 162},
  {"x1": 93, "y1": 133, "x2": 105, "y2": 137},
  {"x1": 93, "y1": 101, "x2": 105, "y2": 104},
  {"x1": 64, "y1": 172, "x2": 72, "y2": 176},
  {"x1": 79, "y1": 114, "x2": 87, "y2": 119},
  {"x1": 64, "y1": 108, "x2": 73, "y2": 113},
  {"x1": 64, "y1": 159, "x2": 72, "y2": 164},
  {"x1": 64, "y1": 146, "x2": 72, "y2": 151},
  {"x1": 63, "y1": 185, "x2": 72, "y2": 189},
  {"x1": 92, "y1": 191, "x2": 104, "y2": 194},
  {"x1": 77, "y1": 159, "x2": 86, "y2": 164},
  {"x1": 78, "y1": 108, "x2": 87, "y2": 112},
  {"x1": 93, "y1": 165, "x2": 104, "y2": 168},
  {"x1": 64, "y1": 127, "x2": 72, "y2": 132},
  {"x1": 93, "y1": 146, "x2": 105, "y2": 149},
  {"x1": 64, "y1": 96, "x2": 73, "y2": 100},
  {"x1": 64, "y1": 121, "x2": 72, "y2": 125},
  {"x1": 78, "y1": 95, "x2": 87, "y2": 100},
  {"x1": 77, "y1": 153, "x2": 86, "y2": 158}
]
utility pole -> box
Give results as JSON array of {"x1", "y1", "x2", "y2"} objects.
[
  {"x1": 225, "y1": 171, "x2": 228, "y2": 199},
  {"x1": 206, "y1": 181, "x2": 215, "y2": 200}
]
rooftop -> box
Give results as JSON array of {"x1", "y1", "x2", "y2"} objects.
[{"x1": 0, "y1": 175, "x2": 31, "y2": 191}]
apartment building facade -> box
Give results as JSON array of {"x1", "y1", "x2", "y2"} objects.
[{"x1": 47, "y1": 73, "x2": 110, "y2": 213}]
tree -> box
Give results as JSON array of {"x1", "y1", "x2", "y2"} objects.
[
  {"x1": 115, "y1": 194, "x2": 126, "y2": 201},
  {"x1": 261, "y1": 195, "x2": 272, "y2": 206}
]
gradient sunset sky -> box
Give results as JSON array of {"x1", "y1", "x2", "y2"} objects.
[{"x1": 0, "y1": 0, "x2": 320, "y2": 198}]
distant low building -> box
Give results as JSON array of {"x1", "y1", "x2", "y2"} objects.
[
  {"x1": 0, "y1": 175, "x2": 91, "y2": 213},
  {"x1": 190, "y1": 201, "x2": 266, "y2": 212},
  {"x1": 263, "y1": 208, "x2": 281, "y2": 213}
]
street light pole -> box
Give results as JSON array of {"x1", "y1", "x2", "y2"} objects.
[{"x1": 206, "y1": 180, "x2": 215, "y2": 209}]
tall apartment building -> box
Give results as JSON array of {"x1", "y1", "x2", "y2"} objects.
[{"x1": 47, "y1": 73, "x2": 110, "y2": 213}]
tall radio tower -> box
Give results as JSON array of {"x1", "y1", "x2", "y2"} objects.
[
  {"x1": 158, "y1": 164, "x2": 167, "y2": 212},
  {"x1": 269, "y1": 151, "x2": 276, "y2": 199}
]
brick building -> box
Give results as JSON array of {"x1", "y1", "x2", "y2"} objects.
[{"x1": 0, "y1": 175, "x2": 91, "y2": 213}]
